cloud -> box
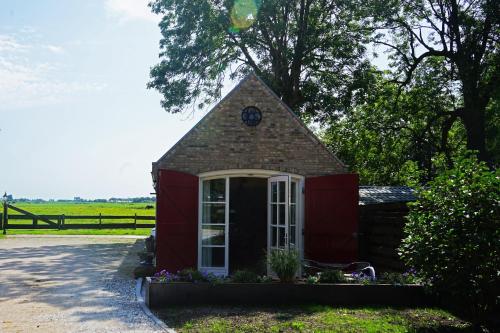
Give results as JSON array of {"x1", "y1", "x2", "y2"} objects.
[
  {"x1": 105, "y1": 0, "x2": 159, "y2": 23},
  {"x1": 44, "y1": 44, "x2": 65, "y2": 54},
  {"x1": 0, "y1": 33, "x2": 105, "y2": 109},
  {"x1": 0, "y1": 34, "x2": 29, "y2": 52}
]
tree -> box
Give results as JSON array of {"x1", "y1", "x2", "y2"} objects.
[
  {"x1": 148, "y1": 0, "x2": 370, "y2": 118},
  {"x1": 323, "y1": 59, "x2": 467, "y2": 185},
  {"x1": 372, "y1": 0, "x2": 500, "y2": 162},
  {"x1": 399, "y1": 153, "x2": 500, "y2": 326}
]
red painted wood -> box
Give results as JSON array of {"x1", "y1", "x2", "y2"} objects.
[
  {"x1": 156, "y1": 169, "x2": 198, "y2": 272},
  {"x1": 304, "y1": 174, "x2": 359, "y2": 263}
]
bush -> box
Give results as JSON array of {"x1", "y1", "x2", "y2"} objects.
[
  {"x1": 399, "y1": 153, "x2": 499, "y2": 324},
  {"x1": 268, "y1": 249, "x2": 300, "y2": 283},
  {"x1": 380, "y1": 270, "x2": 419, "y2": 285},
  {"x1": 306, "y1": 275, "x2": 319, "y2": 284},
  {"x1": 231, "y1": 270, "x2": 259, "y2": 283},
  {"x1": 319, "y1": 269, "x2": 347, "y2": 283}
]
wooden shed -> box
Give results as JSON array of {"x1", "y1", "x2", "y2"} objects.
[{"x1": 152, "y1": 73, "x2": 358, "y2": 276}]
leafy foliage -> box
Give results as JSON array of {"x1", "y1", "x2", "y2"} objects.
[
  {"x1": 153, "y1": 268, "x2": 222, "y2": 283},
  {"x1": 370, "y1": 0, "x2": 500, "y2": 162},
  {"x1": 380, "y1": 270, "x2": 420, "y2": 286},
  {"x1": 148, "y1": 0, "x2": 370, "y2": 117},
  {"x1": 323, "y1": 62, "x2": 467, "y2": 185},
  {"x1": 318, "y1": 269, "x2": 347, "y2": 284},
  {"x1": 268, "y1": 249, "x2": 300, "y2": 283},
  {"x1": 399, "y1": 153, "x2": 500, "y2": 322},
  {"x1": 231, "y1": 269, "x2": 259, "y2": 283}
]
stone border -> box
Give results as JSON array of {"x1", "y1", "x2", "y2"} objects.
[
  {"x1": 144, "y1": 278, "x2": 431, "y2": 309},
  {"x1": 136, "y1": 278, "x2": 176, "y2": 332}
]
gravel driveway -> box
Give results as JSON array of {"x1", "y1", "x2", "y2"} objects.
[{"x1": 0, "y1": 236, "x2": 162, "y2": 333}]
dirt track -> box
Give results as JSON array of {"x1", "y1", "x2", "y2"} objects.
[{"x1": 0, "y1": 236, "x2": 161, "y2": 333}]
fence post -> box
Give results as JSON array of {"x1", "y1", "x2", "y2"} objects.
[
  {"x1": 134, "y1": 213, "x2": 137, "y2": 230},
  {"x1": 58, "y1": 216, "x2": 61, "y2": 230},
  {"x1": 99, "y1": 213, "x2": 102, "y2": 229},
  {"x1": 61, "y1": 214, "x2": 65, "y2": 229},
  {"x1": 33, "y1": 218, "x2": 38, "y2": 227},
  {"x1": 2, "y1": 201, "x2": 7, "y2": 235}
]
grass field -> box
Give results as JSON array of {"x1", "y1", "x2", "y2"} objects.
[
  {"x1": 2, "y1": 202, "x2": 155, "y2": 236},
  {"x1": 156, "y1": 305, "x2": 473, "y2": 333}
]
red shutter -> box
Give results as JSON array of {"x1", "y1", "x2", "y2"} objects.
[
  {"x1": 156, "y1": 169, "x2": 198, "y2": 272},
  {"x1": 304, "y1": 174, "x2": 359, "y2": 263}
]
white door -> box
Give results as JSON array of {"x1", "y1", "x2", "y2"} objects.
[{"x1": 268, "y1": 175, "x2": 299, "y2": 254}]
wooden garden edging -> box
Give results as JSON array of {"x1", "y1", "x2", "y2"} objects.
[{"x1": 144, "y1": 278, "x2": 431, "y2": 309}]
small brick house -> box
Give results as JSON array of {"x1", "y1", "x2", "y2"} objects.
[{"x1": 152, "y1": 73, "x2": 358, "y2": 276}]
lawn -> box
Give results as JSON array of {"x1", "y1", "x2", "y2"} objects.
[
  {"x1": 155, "y1": 305, "x2": 473, "y2": 333},
  {"x1": 2, "y1": 202, "x2": 155, "y2": 236}
]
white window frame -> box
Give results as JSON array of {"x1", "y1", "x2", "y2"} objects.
[
  {"x1": 197, "y1": 169, "x2": 304, "y2": 277},
  {"x1": 198, "y1": 177, "x2": 229, "y2": 276}
]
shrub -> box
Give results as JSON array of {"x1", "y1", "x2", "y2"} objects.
[
  {"x1": 268, "y1": 249, "x2": 300, "y2": 283},
  {"x1": 318, "y1": 269, "x2": 347, "y2": 283},
  {"x1": 257, "y1": 275, "x2": 273, "y2": 283},
  {"x1": 399, "y1": 153, "x2": 499, "y2": 324},
  {"x1": 306, "y1": 275, "x2": 319, "y2": 284},
  {"x1": 231, "y1": 270, "x2": 259, "y2": 283},
  {"x1": 381, "y1": 270, "x2": 419, "y2": 285}
]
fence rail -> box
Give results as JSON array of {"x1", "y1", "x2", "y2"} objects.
[{"x1": 1, "y1": 203, "x2": 155, "y2": 234}]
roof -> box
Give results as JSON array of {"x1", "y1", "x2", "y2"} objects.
[
  {"x1": 359, "y1": 186, "x2": 415, "y2": 205},
  {"x1": 152, "y1": 72, "x2": 346, "y2": 180}
]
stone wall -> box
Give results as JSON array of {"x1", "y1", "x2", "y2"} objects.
[{"x1": 153, "y1": 74, "x2": 346, "y2": 177}]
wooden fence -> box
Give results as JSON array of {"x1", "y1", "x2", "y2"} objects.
[
  {"x1": 1, "y1": 203, "x2": 155, "y2": 234},
  {"x1": 358, "y1": 202, "x2": 409, "y2": 272}
]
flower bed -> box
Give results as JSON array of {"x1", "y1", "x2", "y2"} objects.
[{"x1": 144, "y1": 277, "x2": 430, "y2": 309}]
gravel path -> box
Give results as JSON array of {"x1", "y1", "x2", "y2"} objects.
[{"x1": 0, "y1": 236, "x2": 163, "y2": 333}]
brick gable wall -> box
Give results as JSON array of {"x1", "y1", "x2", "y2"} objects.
[{"x1": 153, "y1": 74, "x2": 346, "y2": 177}]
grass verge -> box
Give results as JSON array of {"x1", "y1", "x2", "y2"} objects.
[
  {"x1": 3, "y1": 202, "x2": 154, "y2": 236},
  {"x1": 155, "y1": 305, "x2": 473, "y2": 333},
  {"x1": 5, "y1": 228, "x2": 151, "y2": 236}
]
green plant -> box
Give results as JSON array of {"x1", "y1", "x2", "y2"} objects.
[
  {"x1": 319, "y1": 269, "x2": 347, "y2": 283},
  {"x1": 399, "y1": 152, "x2": 500, "y2": 325},
  {"x1": 231, "y1": 270, "x2": 259, "y2": 283},
  {"x1": 257, "y1": 275, "x2": 273, "y2": 283},
  {"x1": 306, "y1": 275, "x2": 319, "y2": 284},
  {"x1": 268, "y1": 249, "x2": 300, "y2": 283},
  {"x1": 381, "y1": 270, "x2": 420, "y2": 286},
  {"x1": 176, "y1": 268, "x2": 222, "y2": 283}
]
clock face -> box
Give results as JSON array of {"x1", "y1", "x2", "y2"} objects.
[{"x1": 241, "y1": 106, "x2": 262, "y2": 127}]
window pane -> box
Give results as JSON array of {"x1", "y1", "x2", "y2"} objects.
[
  {"x1": 202, "y1": 203, "x2": 225, "y2": 224},
  {"x1": 290, "y1": 226, "x2": 296, "y2": 247},
  {"x1": 271, "y1": 203, "x2": 277, "y2": 225},
  {"x1": 271, "y1": 226, "x2": 277, "y2": 247},
  {"x1": 291, "y1": 182, "x2": 297, "y2": 204},
  {"x1": 279, "y1": 204, "x2": 285, "y2": 225},
  {"x1": 279, "y1": 182, "x2": 286, "y2": 203},
  {"x1": 202, "y1": 179, "x2": 225, "y2": 202},
  {"x1": 278, "y1": 227, "x2": 286, "y2": 248},
  {"x1": 202, "y1": 225, "x2": 225, "y2": 245},
  {"x1": 271, "y1": 182, "x2": 277, "y2": 202},
  {"x1": 290, "y1": 204, "x2": 296, "y2": 226},
  {"x1": 202, "y1": 247, "x2": 225, "y2": 267}
]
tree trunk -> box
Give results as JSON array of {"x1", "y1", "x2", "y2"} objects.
[
  {"x1": 461, "y1": 103, "x2": 488, "y2": 162},
  {"x1": 457, "y1": 68, "x2": 490, "y2": 162}
]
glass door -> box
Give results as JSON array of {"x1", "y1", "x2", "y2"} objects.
[
  {"x1": 199, "y1": 178, "x2": 228, "y2": 275},
  {"x1": 268, "y1": 175, "x2": 293, "y2": 253}
]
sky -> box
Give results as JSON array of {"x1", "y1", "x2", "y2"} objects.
[
  {"x1": 0, "y1": 1, "x2": 390, "y2": 200},
  {"x1": 0, "y1": 0, "x2": 236, "y2": 200}
]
